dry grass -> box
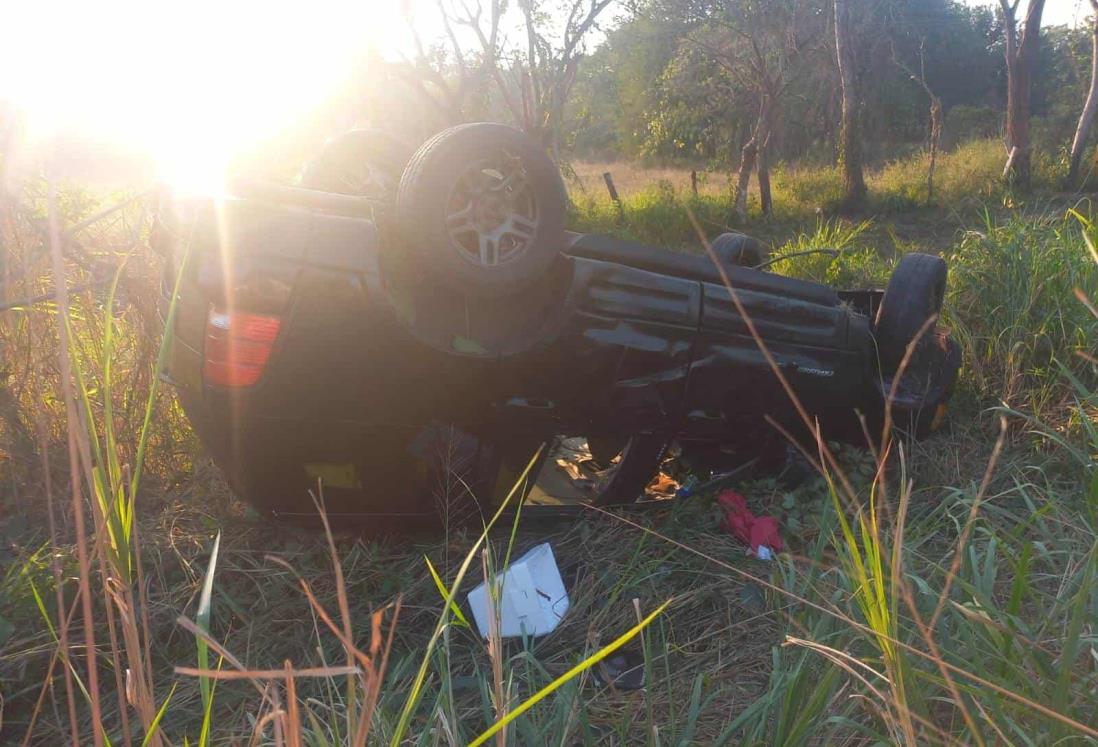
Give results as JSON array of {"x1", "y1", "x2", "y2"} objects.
[
  {"x1": 571, "y1": 138, "x2": 1032, "y2": 207},
  {"x1": 569, "y1": 160, "x2": 731, "y2": 199},
  {"x1": 3, "y1": 155, "x2": 1098, "y2": 744},
  {"x1": 3, "y1": 483, "x2": 781, "y2": 743}
]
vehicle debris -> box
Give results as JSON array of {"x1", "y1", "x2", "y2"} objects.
[
  {"x1": 717, "y1": 490, "x2": 784, "y2": 560},
  {"x1": 674, "y1": 465, "x2": 750, "y2": 499},
  {"x1": 467, "y1": 543, "x2": 569, "y2": 638},
  {"x1": 591, "y1": 649, "x2": 646, "y2": 691},
  {"x1": 536, "y1": 437, "x2": 681, "y2": 504}
]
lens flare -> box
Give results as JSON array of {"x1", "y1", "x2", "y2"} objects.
[{"x1": 0, "y1": 0, "x2": 412, "y2": 190}]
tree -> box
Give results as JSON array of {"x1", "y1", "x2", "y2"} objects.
[
  {"x1": 1069, "y1": 0, "x2": 1098, "y2": 186},
  {"x1": 666, "y1": 0, "x2": 824, "y2": 220},
  {"x1": 396, "y1": 0, "x2": 500, "y2": 128},
  {"x1": 725, "y1": 0, "x2": 821, "y2": 219},
  {"x1": 399, "y1": 0, "x2": 613, "y2": 158},
  {"x1": 892, "y1": 38, "x2": 943, "y2": 204},
  {"x1": 998, "y1": 0, "x2": 1047, "y2": 188},
  {"x1": 566, "y1": 0, "x2": 1003, "y2": 171},
  {"x1": 834, "y1": 0, "x2": 867, "y2": 208},
  {"x1": 516, "y1": 0, "x2": 615, "y2": 159}
]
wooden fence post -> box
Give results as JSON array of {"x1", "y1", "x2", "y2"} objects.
[{"x1": 602, "y1": 171, "x2": 624, "y2": 223}]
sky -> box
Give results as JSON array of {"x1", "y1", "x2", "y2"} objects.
[
  {"x1": 1039, "y1": 0, "x2": 1088, "y2": 27},
  {"x1": 0, "y1": 0, "x2": 410, "y2": 187},
  {"x1": 962, "y1": 0, "x2": 1089, "y2": 27}
]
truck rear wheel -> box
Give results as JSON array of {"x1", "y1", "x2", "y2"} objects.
[
  {"x1": 711, "y1": 232, "x2": 766, "y2": 268},
  {"x1": 875, "y1": 253, "x2": 947, "y2": 372},
  {"x1": 396, "y1": 123, "x2": 567, "y2": 297},
  {"x1": 299, "y1": 128, "x2": 412, "y2": 199}
]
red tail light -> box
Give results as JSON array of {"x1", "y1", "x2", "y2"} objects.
[{"x1": 203, "y1": 307, "x2": 282, "y2": 387}]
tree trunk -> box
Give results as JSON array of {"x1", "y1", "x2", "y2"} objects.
[
  {"x1": 758, "y1": 95, "x2": 777, "y2": 215},
  {"x1": 758, "y1": 147, "x2": 773, "y2": 216},
  {"x1": 1004, "y1": 47, "x2": 1032, "y2": 187},
  {"x1": 735, "y1": 92, "x2": 773, "y2": 221},
  {"x1": 834, "y1": 0, "x2": 867, "y2": 209},
  {"x1": 926, "y1": 93, "x2": 942, "y2": 204},
  {"x1": 1069, "y1": 7, "x2": 1098, "y2": 187},
  {"x1": 734, "y1": 136, "x2": 758, "y2": 222},
  {"x1": 758, "y1": 125, "x2": 774, "y2": 216},
  {"x1": 1002, "y1": 0, "x2": 1046, "y2": 188}
]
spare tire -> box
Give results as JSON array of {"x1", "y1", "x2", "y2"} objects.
[
  {"x1": 874, "y1": 253, "x2": 947, "y2": 372},
  {"x1": 299, "y1": 128, "x2": 412, "y2": 198},
  {"x1": 711, "y1": 232, "x2": 766, "y2": 268},
  {"x1": 396, "y1": 123, "x2": 567, "y2": 296}
]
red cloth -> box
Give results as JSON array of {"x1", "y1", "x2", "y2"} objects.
[{"x1": 717, "y1": 490, "x2": 783, "y2": 556}]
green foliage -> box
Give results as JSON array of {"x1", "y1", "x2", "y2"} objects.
[
  {"x1": 195, "y1": 532, "x2": 221, "y2": 747},
  {"x1": 771, "y1": 163, "x2": 846, "y2": 213},
  {"x1": 766, "y1": 218, "x2": 888, "y2": 287},
  {"x1": 567, "y1": 0, "x2": 1013, "y2": 166},
  {"x1": 946, "y1": 213, "x2": 1098, "y2": 415},
  {"x1": 943, "y1": 105, "x2": 1000, "y2": 147}
]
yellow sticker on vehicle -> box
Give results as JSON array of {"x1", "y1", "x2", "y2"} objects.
[{"x1": 930, "y1": 403, "x2": 948, "y2": 432}]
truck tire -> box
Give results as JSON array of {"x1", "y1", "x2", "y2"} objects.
[
  {"x1": 396, "y1": 123, "x2": 567, "y2": 297},
  {"x1": 875, "y1": 253, "x2": 947, "y2": 372},
  {"x1": 299, "y1": 128, "x2": 412, "y2": 198},
  {"x1": 711, "y1": 232, "x2": 766, "y2": 268}
]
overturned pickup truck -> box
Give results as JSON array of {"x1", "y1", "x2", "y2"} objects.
[{"x1": 156, "y1": 123, "x2": 959, "y2": 525}]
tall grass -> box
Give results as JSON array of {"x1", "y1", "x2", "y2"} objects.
[
  {"x1": 947, "y1": 212, "x2": 1098, "y2": 416},
  {"x1": 729, "y1": 211, "x2": 1098, "y2": 743},
  {"x1": 4, "y1": 162, "x2": 1098, "y2": 744},
  {"x1": 45, "y1": 186, "x2": 193, "y2": 745},
  {"x1": 570, "y1": 138, "x2": 1067, "y2": 255},
  {"x1": 0, "y1": 183, "x2": 190, "y2": 744},
  {"x1": 7, "y1": 186, "x2": 672, "y2": 742}
]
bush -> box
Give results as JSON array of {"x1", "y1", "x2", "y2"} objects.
[
  {"x1": 766, "y1": 218, "x2": 891, "y2": 287},
  {"x1": 771, "y1": 163, "x2": 845, "y2": 215},
  {"x1": 942, "y1": 105, "x2": 1000, "y2": 148},
  {"x1": 946, "y1": 213, "x2": 1098, "y2": 415},
  {"x1": 869, "y1": 138, "x2": 1006, "y2": 210}
]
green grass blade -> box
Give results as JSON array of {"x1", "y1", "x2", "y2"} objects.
[
  {"x1": 28, "y1": 580, "x2": 96, "y2": 720},
  {"x1": 140, "y1": 683, "x2": 177, "y2": 747},
  {"x1": 1052, "y1": 549, "x2": 1095, "y2": 731},
  {"x1": 64, "y1": 314, "x2": 106, "y2": 479},
  {"x1": 424, "y1": 555, "x2": 470, "y2": 628},
  {"x1": 130, "y1": 236, "x2": 195, "y2": 499},
  {"x1": 196, "y1": 531, "x2": 221, "y2": 710}
]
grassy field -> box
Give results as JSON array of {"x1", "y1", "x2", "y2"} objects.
[
  {"x1": 569, "y1": 138, "x2": 1078, "y2": 253},
  {"x1": 1, "y1": 140, "x2": 1097, "y2": 745}
]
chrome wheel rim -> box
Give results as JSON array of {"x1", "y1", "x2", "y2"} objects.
[{"x1": 444, "y1": 150, "x2": 539, "y2": 268}]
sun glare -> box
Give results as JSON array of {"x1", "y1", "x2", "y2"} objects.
[{"x1": 1, "y1": 0, "x2": 412, "y2": 191}]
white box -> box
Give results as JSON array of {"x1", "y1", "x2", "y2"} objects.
[{"x1": 467, "y1": 543, "x2": 569, "y2": 639}]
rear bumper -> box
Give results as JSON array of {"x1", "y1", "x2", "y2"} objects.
[{"x1": 176, "y1": 384, "x2": 484, "y2": 513}]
